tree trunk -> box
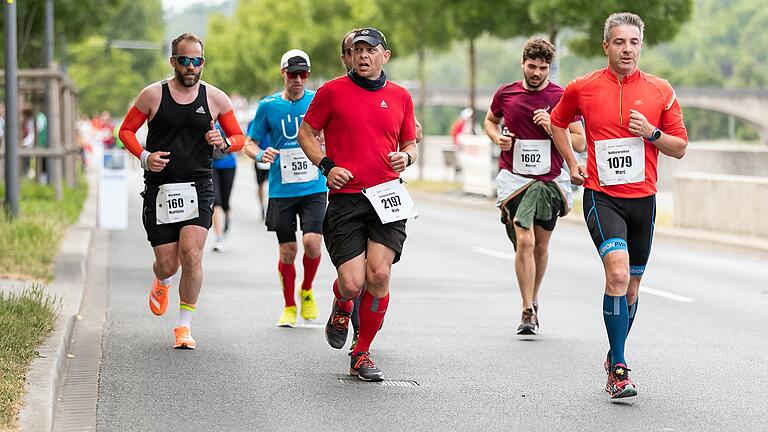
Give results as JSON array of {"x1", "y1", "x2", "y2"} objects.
[
  {"x1": 549, "y1": 30, "x2": 560, "y2": 84},
  {"x1": 417, "y1": 45, "x2": 427, "y2": 180},
  {"x1": 468, "y1": 37, "x2": 476, "y2": 134}
]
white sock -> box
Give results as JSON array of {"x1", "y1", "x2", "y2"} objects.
[
  {"x1": 178, "y1": 303, "x2": 195, "y2": 328},
  {"x1": 160, "y1": 276, "x2": 173, "y2": 286}
]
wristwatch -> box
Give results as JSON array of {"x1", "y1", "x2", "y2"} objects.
[
  {"x1": 647, "y1": 128, "x2": 662, "y2": 142},
  {"x1": 403, "y1": 152, "x2": 412, "y2": 167}
]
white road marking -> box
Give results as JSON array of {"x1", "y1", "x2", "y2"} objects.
[
  {"x1": 471, "y1": 246, "x2": 515, "y2": 261},
  {"x1": 472, "y1": 246, "x2": 695, "y2": 303},
  {"x1": 640, "y1": 285, "x2": 695, "y2": 303}
]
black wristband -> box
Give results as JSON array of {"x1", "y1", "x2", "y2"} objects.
[
  {"x1": 404, "y1": 152, "x2": 412, "y2": 167},
  {"x1": 318, "y1": 157, "x2": 336, "y2": 176}
]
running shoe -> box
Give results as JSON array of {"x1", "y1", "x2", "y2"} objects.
[
  {"x1": 516, "y1": 308, "x2": 537, "y2": 335},
  {"x1": 606, "y1": 363, "x2": 637, "y2": 399},
  {"x1": 212, "y1": 240, "x2": 224, "y2": 252},
  {"x1": 173, "y1": 326, "x2": 197, "y2": 350},
  {"x1": 325, "y1": 300, "x2": 351, "y2": 349},
  {"x1": 349, "y1": 351, "x2": 383, "y2": 382},
  {"x1": 149, "y1": 278, "x2": 170, "y2": 316},
  {"x1": 604, "y1": 351, "x2": 611, "y2": 375},
  {"x1": 299, "y1": 289, "x2": 318, "y2": 320},
  {"x1": 277, "y1": 305, "x2": 297, "y2": 328},
  {"x1": 348, "y1": 329, "x2": 360, "y2": 355},
  {"x1": 533, "y1": 301, "x2": 539, "y2": 328}
]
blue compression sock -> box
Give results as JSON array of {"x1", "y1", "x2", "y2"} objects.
[
  {"x1": 603, "y1": 294, "x2": 629, "y2": 367},
  {"x1": 627, "y1": 299, "x2": 638, "y2": 336}
]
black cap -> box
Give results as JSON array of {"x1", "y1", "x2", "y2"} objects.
[
  {"x1": 281, "y1": 49, "x2": 311, "y2": 72},
  {"x1": 352, "y1": 28, "x2": 388, "y2": 50}
]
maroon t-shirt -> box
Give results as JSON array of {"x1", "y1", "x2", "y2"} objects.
[{"x1": 490, "y1": 81, "x2": 577, "y2": 181}]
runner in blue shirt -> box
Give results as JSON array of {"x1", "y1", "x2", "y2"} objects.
[{"x1": 245, "y1": 49, "x2": 327, "y2": 327}]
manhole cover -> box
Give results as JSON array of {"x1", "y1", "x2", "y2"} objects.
[{"x1": 337, "y1": 378, "x2": 419, "y2": 387}]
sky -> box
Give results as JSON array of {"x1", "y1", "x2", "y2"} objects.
[{"x1": 162, "y1": 0, "x2": 228, "y2": 14}]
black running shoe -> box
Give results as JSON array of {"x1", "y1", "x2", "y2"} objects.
[
  {"x1": 325, "y1": 300, "x2": 351, "y2": 349},
  {"x1": 350, "y1": 351, "x2": 383, "y2": 382},
  {"x1": 517, "y1": 308, "x2": 537, "y2": 335}
]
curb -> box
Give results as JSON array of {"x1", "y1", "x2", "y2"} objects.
[
  {"x1": 412, "y1": 189, "x2": 768, "y2": 253},
  {"x1": 19, "y1": 171, "x2": 98, "y2": 432}
]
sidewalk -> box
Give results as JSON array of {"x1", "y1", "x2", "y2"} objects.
[{"x1": 8, "y1": 169, "x2": 99, "y2": 432}]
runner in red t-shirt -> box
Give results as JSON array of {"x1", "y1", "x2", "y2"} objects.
[
  {"x1": 484, "y1": 37, "x2": 585, "y2": 337},
  {"x1": 298, "y1": 28, "x2": 417, "y2": 382},
  {"x1": 549, "y1": 13, "x2": 688, "y2": 400}
]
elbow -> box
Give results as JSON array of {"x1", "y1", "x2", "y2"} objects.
[{"x1": 673, "y1": 141, "x2": 688, "y2": 159}]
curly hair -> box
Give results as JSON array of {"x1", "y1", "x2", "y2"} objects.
[{"x1": 522, "y1": 37, "x2": 555, "y2": 64}]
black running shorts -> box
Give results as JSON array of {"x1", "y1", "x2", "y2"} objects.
[
  {"x1": 212, "y1": 166, "x2": 236, "y2": 212},
  {"x1": 322, "y1": 193, "x2": 407, "y2": 268},
  {"x1": 254, "y1": 162, "x2": 269, "y2": 185},
  {"x1": 141, "y1": 178, "x2": 215, "y2": 247},
  {"x1": 583, "y1": 188, "x2": 656, "y2": 276},
  {"x1": 265, "y1": 192, "x2": 327, "y2": 243}
]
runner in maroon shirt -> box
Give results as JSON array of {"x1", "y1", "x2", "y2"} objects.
[
  {"x1": 484, "y1": 37, "x2": 585, "y2": 336},
  {"x1": 298, "y1": 28, "x2": 417, "y2": 381}
]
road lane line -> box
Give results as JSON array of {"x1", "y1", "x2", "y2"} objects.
[
  {"x1": 640, "y1": 285, "x2": 695, "y2": 303},
  {"x1": 471, "y1": 246, "x2": 515, "y2": 261},
  {"x1": 473, "y1": 247, "x2": 695, "y2": 303}
]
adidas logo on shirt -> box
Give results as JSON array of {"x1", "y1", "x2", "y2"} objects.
[
  {"x1": 196, "y1": 106, "x2": 206, "y2": 114},
  {"x1": 380, "y1": 100, "x2": 388, "y2": 108}
]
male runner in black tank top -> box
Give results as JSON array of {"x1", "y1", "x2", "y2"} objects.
[{"x1": 118, "y1": 33, "x2": 245, "y2": 350}]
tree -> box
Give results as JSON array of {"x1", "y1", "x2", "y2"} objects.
[{"x1": 0, "y1": 0, "x2": 127, "y2": 68}]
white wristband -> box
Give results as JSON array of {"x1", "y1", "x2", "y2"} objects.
[{"x1": 140, "y1": 150, "x2": 151, "y2": 171}]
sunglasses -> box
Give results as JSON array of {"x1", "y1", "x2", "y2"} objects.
[
  {"x1": 174, "y1": 56, "x2": 205, "y2": 67},
  {"x1": 286, "y1": 71, "x2": 309, "y2": 79}
]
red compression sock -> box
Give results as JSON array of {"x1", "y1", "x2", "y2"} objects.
[
  {"x1": 278, "y1": 261, "x2": 296, "y2": 307},
  {"x1": 333, "y1": 279, "x2": 353, "y2": 313},
  {"x1": 353, "y1": 290, "x2": 389, "y2": 355},
  {"x1": 301, "y1": 254, "x2": 321, "y2": 290}
]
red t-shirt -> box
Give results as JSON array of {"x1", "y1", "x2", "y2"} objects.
[
  {"x1": 303, "y1": 75, "x2": 416, "y2": 194},
  {"x1": 551, "y1": 68, "x2": 688, "y2": 198},
  {"x1": 490, "y1": 81, "x2": 577, "y2": 181}
]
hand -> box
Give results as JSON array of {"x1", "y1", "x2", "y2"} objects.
[
  {"x1": 326, "y1": 166, "x2": 354, "y2": 190},
  {"x1": 533, "y1": 109, "x2": 552, "y2": 135},
  {"x1": 496, "y1": 133, "x2": 514, "y2": 151},
  {"x1": 147, "y1": 151, "x2": 170, "y2": 172},
  {"x1": 569, "y1": 163, "x2": 588, "y2": 186},
  {"x1": 262, "y1": 147, "x2": 279, "y2": 163},
  {"x1": 628, "y1": 110, "x2": 655, "y2": 139},
  {"x1": 388, "y1": 151, "x2": 409, "y2": 173},
  {"x1": 205, "y1": 120, "x2": 226, "y2": 149}
]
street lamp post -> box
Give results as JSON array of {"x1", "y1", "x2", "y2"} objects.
[{"x1": 4, "y1": 0, "x2": 20, "y2": 219}]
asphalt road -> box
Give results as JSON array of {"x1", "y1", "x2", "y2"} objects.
[{"x1": 94, "y1": 163, "x2": 768, "y2": 431}]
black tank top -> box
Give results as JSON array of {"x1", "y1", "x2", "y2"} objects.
[{"x1": 145, "y1": 81, "x2": 213, "y2": 186}]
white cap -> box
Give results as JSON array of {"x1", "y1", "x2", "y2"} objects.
[{"x1": 280, "y1": 49, "x2": 311, "y2": 72}]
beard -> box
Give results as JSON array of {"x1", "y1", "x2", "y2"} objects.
[
  {"x1": 174, "y1": 68, "x2": 201, "y2": 87},
  {"x1": 523, "y1": 72, "x2": 548, "y2": 90}
]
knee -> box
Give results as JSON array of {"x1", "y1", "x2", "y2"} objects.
[
  {"x1": 534, "y1": 241, "x2": 549, "y2": 258},
  {"x1": 303, "y1": 238, "x2": 322, "y2": 258},
  {"x1": 155, "y1": 257, "x2": 179, "y2": 277},
  {"x1": 179, "y1": 245, "x2": 203, "y2": 269},
  {"x1": 338, "y1": 275, "x2": 364, "y2": 299},
  {"x1": 606, "y1": 267, "x2": 630, "y2": 292},
  {"x1": 516, "y1": 230, "x2": 535, "y2": 252},
  {"x1": 367, "y1": 266, "x2": 391, "y2": 290},
  {"x1": 279, "y1": 243, "x2": 298, "y2": 263}
]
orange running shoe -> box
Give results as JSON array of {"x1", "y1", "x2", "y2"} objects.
[
  {"x1": 173, "y1": 326, "x2": 197, "y2": 350},
  {"x1": 149, "y1": 279, "x2": 170, "y2": 316}
]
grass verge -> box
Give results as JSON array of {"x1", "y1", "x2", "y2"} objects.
[
  {"x1": 0, "y1": 286, "x2": 59, "y2": 429},
  {"x1": 0, "y1": 177, "x2": 87, "y2": 281}
]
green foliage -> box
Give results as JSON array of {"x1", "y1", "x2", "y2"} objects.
[
  {"x1": 66, "y1": 0, "x2": 166, "y2": 116},
  {"x1": 0, "y1": 286, "x2": 58, "y2": 428},
  {"x1": 0, "y1": 0, "x2": 127, "y2": 68},
  {"x1": 205, "y1": 0, "x2": 380, "y2": 97},
  {"x1": 0, "y1": 176, "x2": 88, "y2": 281}
]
